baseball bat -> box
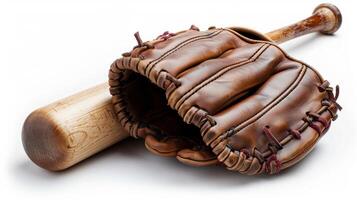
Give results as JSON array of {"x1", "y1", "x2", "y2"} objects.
[{"x1": 22, "y1": 3, "x2": 342, "y2": 171}]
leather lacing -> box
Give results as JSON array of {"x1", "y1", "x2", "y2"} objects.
[
  {"x1": 111, "y1": 26, "x2": 341, "y2": 174},
  {"x1": 262, "y1": 126, "x2": 283, "y2": 150},
  {"x1": 111, "y1": 25, "x2": 209, "y2": 138},
  {"x1": 189, "y1": 25, "x2": 200, "y2": 31},
  {"x1": 122, "y1": 25, "x2": 201, "y2": 58},
  {"x1": 134, "y1": 32, "x2": 144, "y2": 47},
  {"x1": 165, "y1": 73, "x2": 182, "y2": 87},
  {"x1": 304, "y1": 111, "x2": 328, "y2": 134},
  {"x1": 205, "y1": 115, "x2": 217, "y2": 126},
  {"x1": 109, "y1": 66, "x2": 161, "y2": 139},
  {"x1": 288, "y1": 129, "x2": 301, "y2": 139},
  {"x1": 261, "y1": 126, "x2": 283, "y2": 173},
  {"x1": 125, "y1": 28, "x2": 342, "y2": 174},
  {"x1": 217, "y1": 80, "x2": 341, "y2": 174},
  {"x1": 265, "y1": 154, "x2": 281, "y2": 172},
  {"x1": 110, "y1": 71, "x2": 140, "y2": 138},
  {"x1": 318, "y1": 80, "x2": 342, "y2": 119},
  {"x1": 156, "y1": 31, "x2": 176, "y2": 40}
]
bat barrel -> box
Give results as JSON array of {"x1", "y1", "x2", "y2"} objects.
[
  {"x1": 266, "y1": 3, "x2": 342, "y2": 44},
  {"x1": 22, "y1": 84, "x2": 129, "y2": 171}
]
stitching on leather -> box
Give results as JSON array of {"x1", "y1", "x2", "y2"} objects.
[
  {"x1": 144, "y1": 30, "x2": 223, "y2": 76},
  {"x1": 212, "y1": 66, "x2": 312, "y2": 172},
  {"x1": 260, "y1": 86, "x2": 336, "y2": 157},
  {"x1": 146, "y1": 30, "x2": 223, "y2": 76},
  {"x1": 175, "y1": 43, "x2": 270, "y2": 112},
  {"x1": 229, "y1": 64, "x2": 307, "y2": 137},
  {"x1": 109, "y1": 69, "x2": 117, "y2": 77},
  {"x1": 278, "y1": 99, "x2": 336, "y2": 163},
  {"x1": 174, "y1": 44, "x2": 268, "y2": 110},
  {"x1": 275, "y1": 104, "x2": 330, "y2": 156},
  {"x1": 184, "y1": 106, "x2": 199, "y2": 124},
  {"x1": 108, "y1": 30, "x2": 221, "y2": 138},
  {"x1": 225, "y1": 27, "x2": 324, "y2": 83},
  {"x1": 110, "y1": 28, "x2": 332, "y2": 173},
  {"x1": 109, "y1": 59, "x2": 155, "y2": 139},
  {"x1": 135, "y1": 58, "x2": 141, "y2": 72},
  {"x1": 166, "y1": 46, "x2": 241, "y2": 104},
  {"x1": 146, "y1": 30, "x2": 219, "y2": 66},
  {"x1": 128, "y1": 57, "x2": 132, "y2": 68},
  {"x1": 280, "y1": 134, "x2": 318, "y2": 166},
  {"x1": 174, "y1": 46, "x2": 238, "y2": 79},
  {"x1": 214, "y1": 88, "x2": 251, "y2": 115}
]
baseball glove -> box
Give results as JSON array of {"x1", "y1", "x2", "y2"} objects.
[{"x1": 108, "y1": 25, "x2": 341, "y2": 174}]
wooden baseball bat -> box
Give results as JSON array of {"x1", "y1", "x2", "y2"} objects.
[{"x1": 22, "y1": 3, "x2": 342, "y2": 171}]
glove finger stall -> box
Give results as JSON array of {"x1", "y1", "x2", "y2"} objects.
[{"x1": 109, "y1": 27, "x2": 341, "y2": 174}]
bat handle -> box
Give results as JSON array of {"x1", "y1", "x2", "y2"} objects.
[{"x1": 266, "y1": 3, "x2": 342, "y2": 44}]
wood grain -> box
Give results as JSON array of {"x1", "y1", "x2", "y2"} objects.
[
  {"x1": 266, "y1": 3, "x2": 342, "y2": 43},
  {"x1": 22, "y1": 84, "x2": 129, "y2": 170},
  {"x1": 22, "y1": 3, "x2": 342, "y2": 171}
]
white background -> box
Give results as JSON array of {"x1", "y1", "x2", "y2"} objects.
[{"x1": 1, "y1": 0, "x2": 356, "y2": 199}]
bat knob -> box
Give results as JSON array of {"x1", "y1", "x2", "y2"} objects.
[
  {"x1": 22, "y1": 110, "x2": 68, "y2": 171},
  {"x1": 313, "y1": 3, "x2": 342, "y2": 35}
]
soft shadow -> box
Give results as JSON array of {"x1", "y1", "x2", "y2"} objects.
[
  {"x1": 280, "y1": 33, "x2": 339, "y2": 54},
  {"x1": 12, "y1": 138, "x2": 142, "y2": 175},
  {"x1": 12, "y1": 136, "x2": 323, "y2": 189}
]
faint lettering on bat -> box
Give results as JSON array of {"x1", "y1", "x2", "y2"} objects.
[
  {"x1": 66, "y1": 107, "x2": 118, "y2": 150},
  {"x1": 68, "y1": 131, "x2": 88, "y2": 148}
]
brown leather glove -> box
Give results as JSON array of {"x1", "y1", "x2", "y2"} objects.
[{"x1": 108, "y1": 26, "x2": 341, "y2": 174}]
